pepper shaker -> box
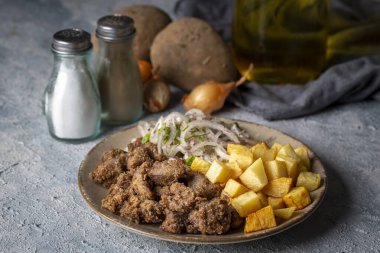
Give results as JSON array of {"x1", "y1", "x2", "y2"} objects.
[
  {"x1": 44, "y1": 28, "x2": 101, "y2": 141},
  {"x1": 95, "y1": 15, "x2": 143, "y2": 125}
]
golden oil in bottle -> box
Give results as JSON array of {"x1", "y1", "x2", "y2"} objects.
[{"x1": 232, "y1": 0, "x2": 328, "y2": 84}]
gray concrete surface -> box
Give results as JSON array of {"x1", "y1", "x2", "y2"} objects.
[{"x1": 0, "y1": 0, "x2": 379, "y2": 252}]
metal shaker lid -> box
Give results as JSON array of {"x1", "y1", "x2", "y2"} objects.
[
  {"x1": 96, "y1": 14, "x2": 136, "y2": 41},
  {"x1": 51, "y1": 28, "x2": 92, "y2": 54}
]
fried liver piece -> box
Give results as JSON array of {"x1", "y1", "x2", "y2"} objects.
[
  {"x1": 148, "y1": 159, "x2": 187, "y2": 186},
  {"x1": 120, "y1": 196, "x2": 163, "y2": 224},
  {"x1": 160, "y1": 211, "x2": 187, "y2": 233},
  {"x1": 101, "y1": 172, "x2": 132, "y2": 213},
  {"x1": 187, "y1": 172, "x2": 223, "y2": 199},
  {"x1": 159, "y1": 182, "x2": 200, "y2": 214},
  {"x1": 89, "y1": 149, "x2": 128, "y2": 188},
  {"x1": 186, "y1": 197, "x2": 231, "y2": 235}
]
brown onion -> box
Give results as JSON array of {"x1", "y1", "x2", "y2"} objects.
[{"x1": 182, "y1": 64, "x2": 253, "y2": 114}]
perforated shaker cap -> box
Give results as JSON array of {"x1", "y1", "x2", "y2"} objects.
[
  {"x1": 96, "y1": 14, "x2": 136, "y2": 41},
  {"x1": 51, "y1": 28, "x2": 92, "y2": 54}
]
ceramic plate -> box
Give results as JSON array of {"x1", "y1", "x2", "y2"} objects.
[{"x1": 78, "y1": 119, "x2": 327, "y2": 244}]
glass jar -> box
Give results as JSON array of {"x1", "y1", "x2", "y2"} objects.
[
  {"x1": 232, "y1": 0, "x2": 328, "y2": 84},
  {"x1": 44, "y1": 28, "x2": 101, "y2": 141},
  {"x1": 95, "y1": 15, "x2": 143, "y2": 125}
]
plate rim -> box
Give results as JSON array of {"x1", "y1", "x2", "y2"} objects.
[{"x1": 77, "y1": 118, "x2": 328, "y2": 244}]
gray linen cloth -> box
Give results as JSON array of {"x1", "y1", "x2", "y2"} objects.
[{"x1": 175, "y1": 0, "x2": 380, "y2": 120}]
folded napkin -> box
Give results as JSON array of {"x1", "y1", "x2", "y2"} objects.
[{"x1": 175, "y1": 0, "x2": 380, "y2": 120}]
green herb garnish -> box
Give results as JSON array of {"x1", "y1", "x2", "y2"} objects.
[
  {"x1": 141, "y1": 133, "x2": 150, "y2": 144},
  {"x1": 185, "y1": 155, "x2": 195, "y2": 166}
]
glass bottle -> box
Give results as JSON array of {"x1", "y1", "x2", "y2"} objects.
[
  {"x1": 44, "y1": 28, "x2": 101, "y2": 141},
  {"x1": 232, "y1": 0, "x2": 328, "y2": 84},
  {"x1": 95, "y1": 15, "x2": 143, "y2": 125}
]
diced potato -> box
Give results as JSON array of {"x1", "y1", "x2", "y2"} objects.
[
  {"x1": 227, "y1": 144, "x2": 253, "y2": 170},
  {"x1": 223, "y1": 179, "x2": 250, "y2": 198},
  {"x1": 205, "y1": 160, "x2": 233, "y2": 184},
  {"x1": 268, "y1": 197, "x2": 285, "y2": 209},
  {"x1": 239, "y1": 158, "x2": 268, "y2": 192},
  {"x1": 256, "y1": 192, "x2": 268, "y2": 207},
  {"x1": 251, "y1": 142, "x2": 269, "y2": 159},
  {"x1": 283, "y1": 186, "x2": 311, "y2": 210},
  {"x1": 299, "y1": 165, "x2": 308, "y2": 173},
  {"x1": 225, "y1": 161, "x2": 244, "y2": 179},
  {"x1": 277, "y1": 144, "x2": 300, "y2": 162},
  {"x1": 296, "y1": 172, "x2": 321, "y2": 191},
  {"x1": 274, "y1": 207, "x2": 296, "y2": 220},
  {"x1": 264, "y1": 160, "x2": 288, "y2": 181},
  {"x1": 271, "y1": 143, "x2": 283, "y2": 156},
  {"x1": 250, "y1": 142, "x2": 276, "y2": 162},
  {"x1": 276, "y1": 154, "x2": 299, "y2": 182},
  {"x1": 244, "y1": 206, "x2": 276, "y2": 233},
  {"x1": 231, "y1": 191, "x2": 262, "y2": 217},
  {"x1": 295, "y1": 146, "x2": 311, "y2": 169},
  {"x1": 190, "y1": 157, "x2": 211, "y2": 174},
  {"x1": 262, "y1": 177, "x2": 293, "y2": 197}
]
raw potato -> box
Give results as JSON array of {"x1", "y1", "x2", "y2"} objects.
[
  {"x1": 150, "y1": 18, "x2": 236, "y2": 91},
  {"x1": 114, "y1": 5, "x2": 171, "y2": 60},
  {"x1": 244, "y1": 206, "x2": 277, "y2": 233}
]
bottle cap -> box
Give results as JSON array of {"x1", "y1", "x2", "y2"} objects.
[
  {"x1": 52, "y1": 28, "x2": 92, "y2": 54},
  {"x1": 96, "y1": 14, "x2": 135, "y2": 41}
]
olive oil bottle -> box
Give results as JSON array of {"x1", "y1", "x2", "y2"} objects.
[{"x1": 232, "y1": 0, "x2": 328, "y2": 84}]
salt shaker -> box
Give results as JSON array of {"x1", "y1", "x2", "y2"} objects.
[
  {"x1": 95, "y1": 15, "x2": 143, "y2": 125},
  {"x1": 44, "y1": 28, "x2": 101, "y2": 141}
]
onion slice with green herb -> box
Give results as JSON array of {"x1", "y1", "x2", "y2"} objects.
[{"x1": 136, "y1": 109, "x2": 250, "y2": 162}]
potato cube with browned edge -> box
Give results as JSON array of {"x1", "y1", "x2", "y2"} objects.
[
  {"x1": 227, "y1": 144, "x2": 253, "y2": 170},
  {"x1": 256, "y1": 192, "x2": 268, "y2": 207},
  {"x1": 276, "y1": 154, "x2": 299, "y2": 182},
  {"x1": 251, "y1": 142, "x2": 274, "y2": 161},
  {"x1": 231, "y1": 191, "x2": 262, "y2": 217},
  {"x1": 223, "y1": 179, "x2": 250, "y2": 198},
  {"x1": 205, "y1": 160, "x2": 233, "y2": 184},
  {"x1": 262, "y1": 177, "x2": 293, "y2": 197},
  {"x1": 190, "y1": 157, "x2": 211, "y2": 174},
  {"x1": 225, "y1": 161, "x2": 244, "y2": 179},
  {"x1": 296, "y1": 172, "x2": 321, "y2": 191},
  {"x1": 239, "y1": 158, "x2": 268, "y2": 192},
  {"x1": 244, "y1": 206, "x2": 277, "y2": 233},
  {"x1": 268, "y1": 197, "x2": 285, "y2": 209},
  {"x1": 277, "y1": 144, "x2": 301, "y2": 162},
  {"x1": 283, "y1": 186, "x2": 311, "y2": 210},
  {"x1": 264, "y1": 160, "x2": 288, "y2": 181},
  {"x1": 274, "y1": 207, "x2": 296, "y2": 220},
  {"x1": 271, "y1": 143, "x2": 282, "y2": 156},
  {"x1": 295, "y1": 146, "x2": 311, "y2": 170}
]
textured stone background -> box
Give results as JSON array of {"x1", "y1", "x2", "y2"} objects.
[{"x1": 0, "y1": 0, "x2": 379, "y2": 252}]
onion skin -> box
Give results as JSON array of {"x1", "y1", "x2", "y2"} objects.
[
  {"x1": 144, "y1": 79, "x2": 171, "y2": 112},
  {"x1": 138, "y1": 60, "x2": 153, "y2": 83},
  {"x1": 182, "y1": 64, "x2": 253, "y2": 114},
  {"x1": 182, "y1": 81, "x2": 234, "y2": 114}
]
